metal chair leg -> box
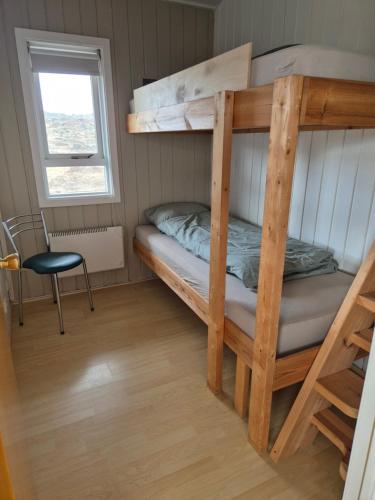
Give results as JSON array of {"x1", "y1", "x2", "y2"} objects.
[
  {"x1": 83, "y1": 260, "x2": 94, "y2": 311},
  {"x1": 50, "y1": 275, "x2": 57, "y2": 304},
  {"x1": 18, "y1": 269, "x2": 23, "y2": 326},
  {"x1": 52, "y1": 274, "x2": 64, "y2": 335}
]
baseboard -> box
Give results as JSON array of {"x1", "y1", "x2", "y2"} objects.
[{"x1": 11, "y1": 276, "x2": 157, "y2": 304}]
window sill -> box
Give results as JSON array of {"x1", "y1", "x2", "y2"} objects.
[{"x1": 38, "y1": 193, "x2": 121, "y2": 208}]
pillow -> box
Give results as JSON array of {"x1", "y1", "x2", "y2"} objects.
[{"x1": 145, "y1": 202, "x2": 208, "y2": 226}]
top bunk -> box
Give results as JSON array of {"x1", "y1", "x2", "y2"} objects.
[{"x1": 127, "y1": 43, "x2": 375, "y2": 134}]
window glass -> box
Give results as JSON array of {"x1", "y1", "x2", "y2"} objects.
[
  {"x1": 46, "y1": 166, "x2": 108, "y2": 195},
  {"x1": 39, "y1": 73, "x2": 98, "y2": 155}
]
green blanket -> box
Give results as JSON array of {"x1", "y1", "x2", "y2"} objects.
[{"x1": 145, "y1": 204, "x2": 338, "y2": 289}]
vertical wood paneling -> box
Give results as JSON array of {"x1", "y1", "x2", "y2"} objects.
[
  {"x1": 215, "y1": 0, "x2": 375, "y2": 273},
  {"x1": 0, "y1": 0, "x2": 47, "y2": 299},
  {"x1": 0, "y1": 0, "x2": 213, "y2": 299}
]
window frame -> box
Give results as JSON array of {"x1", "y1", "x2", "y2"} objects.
[{"x1": 15, "y1": 28, "x2": 121, "y2": 207}]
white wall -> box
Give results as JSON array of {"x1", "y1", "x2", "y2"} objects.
[
  {"x1": 0, "y1": 0, "x2": 213, "y2": 300},
  {"x1": 215, "y1": 0, "x2": 375, "y2": 273}
]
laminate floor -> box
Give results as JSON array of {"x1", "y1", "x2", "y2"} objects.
[{"x1": 12, "y1": 280, "x2": 344, "y2": 499}]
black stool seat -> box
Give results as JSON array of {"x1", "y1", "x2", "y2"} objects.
[{"x1": 23, "y1": 252, "x2": 83, "y2": 274}]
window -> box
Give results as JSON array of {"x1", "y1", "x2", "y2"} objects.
[{"x1": 15, "y1": 29, "x2": 120, "y2": 207}]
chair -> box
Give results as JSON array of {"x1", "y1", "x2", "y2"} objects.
[{"x1": 2, "y1": 211, "x2": 94, "y2": 334}]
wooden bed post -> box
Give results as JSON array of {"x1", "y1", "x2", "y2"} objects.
[
  {"x1": 207, "y1": 91, "x2": 234, "y2": 394},
  {"x1": 248, "y1": 75, "x2": 304, "y2": 451},
  {"x1": 234, "y1": 358, "x2": 250, "y2": 417}
]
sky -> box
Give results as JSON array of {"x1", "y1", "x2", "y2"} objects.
[{"x1": 39, "y1": 73, "x2": 95, "y2": 116}]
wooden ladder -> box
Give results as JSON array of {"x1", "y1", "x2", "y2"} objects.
[{"x1": 270, "y1": 242, "x2": 375, "y2": 480}]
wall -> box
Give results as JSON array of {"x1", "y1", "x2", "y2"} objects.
[
  {"x1": 0, "y1": 0, "x2": 213, "y2": 299},
  {"x1": 215, "y1": 0, "x2": 375, "y2": 274}
]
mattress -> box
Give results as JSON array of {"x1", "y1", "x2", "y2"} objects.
[
  {"x1": 135, "y1": 225, "x2": 353, "y2": 356},
  {"x1": 129, "y1": 45, "x2": 375, "y2": 113},
  {"x1": 250, "y1": 45, "x2": 375, "y2": 86}
]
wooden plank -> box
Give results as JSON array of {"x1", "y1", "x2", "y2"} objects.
[
  {"x1": 233, "y1": 84, "x2": 274, "y2": 130},
  {"x1": 273, "y1": 346, "x2": 320, "y2": 391},
  {"x1": 133, "y1": 43, "x2": 252, "y2": 112},
  {"x1": 356, "y1": 291, "x2": 375, "y2": 313},
  {"x1": 301, "y1": 77, "x2": 375, "y2": 129},
  {"x1": 314, "y1": 369, "x2": 364, "y2": 419},
  {"x1": 134, "y1": 238, "x2": 208, "y2": 323},
  {"x1": 339, "y1": 460, "x2": 348, "y2": 481},
  {"x1": 346, "y1": 328, "x2": 373, "y2": 353},
  {"x1": 248, "y1": 75, "x2": 304, "y2": 452},
  {"x1": 271, "y1": 241, "x2": 375, "y2": 462},
  {"x1": 311, "y1": 408, "x2": 354, "y2": 456},
  {"x1": 224, "y1": 318, "x2": 254, "y2": 368},
  {"x1": 234, "y1": 358, "x2": 250, "y2": 418},
  {"x1": 207, "y1": 91, "x2": 234, "y2": 394},
  {"x1": 127, "y1": 97, "x2": 215, "y2": 133}
]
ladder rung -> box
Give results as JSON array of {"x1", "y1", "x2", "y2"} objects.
[
  {"x1": 311, "y1": 408, "x2": 354, "y2": 456},
  {"x1": 357, "y1": 292, "x2": 375, "y2": 313},
  {"x1": 346, "y1": 328, "x2": 373, "y2": 353},
  {"x1": 339, "y1": 460, "x2": 348, "y2": 481},
  {"x1": 314, "y1": 370, "x2": 364, "y2": 419}
]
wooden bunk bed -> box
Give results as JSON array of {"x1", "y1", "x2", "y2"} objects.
[{"x1": 127, "y1": 48, "x2": 375, "y2": 453}]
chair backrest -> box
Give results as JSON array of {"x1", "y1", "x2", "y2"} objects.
[{"x1": 2, "y1": 212, "x2": 50, "y2": 264}]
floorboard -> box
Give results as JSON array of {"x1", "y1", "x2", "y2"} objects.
[{"x1": 11, "y1": 280, "x2": 344, "y2": 499}]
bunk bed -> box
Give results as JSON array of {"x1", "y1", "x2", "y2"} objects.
[{"x1": 127, "y1": 44, "x2": 375, "y2": 453}]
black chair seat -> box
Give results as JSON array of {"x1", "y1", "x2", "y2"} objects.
[{"x1": 23, "y1": 252, "x2": 83, "y2": 274}]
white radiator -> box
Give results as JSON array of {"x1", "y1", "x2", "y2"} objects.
[{"x1": 48, "y1": 226, "x2": 124, "y2": 277}]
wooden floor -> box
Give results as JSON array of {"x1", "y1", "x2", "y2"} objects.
[{"x1": 12, "y1": 280, "x2": 344, "y2": 499}]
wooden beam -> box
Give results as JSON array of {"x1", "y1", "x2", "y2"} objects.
[
  {"x1": 127, "y1": 97, "x2": 215, "y2": 133},
  {"x1": 300, "y1": 77, "x2": 375, "y2": 128},
  {"x1": 207, "y1": 91, "x2": 234, "y2": 394},
  {"x1": 224, "y1": 319, "x2": 254, "y2": 368},
  {"x1": 133, "y1": 43, "x2": 252, "y2": 112},
  {"x1": 233, "y1": 84, "x2": 273, "y2": 130},
  {"x1": 248, "y1": 75, "x2": 304, "y2": 452},
  {"x1": 273, "y1": 346, "x2": 320, "y2": 391},
  {"x1": 134, "y1": 239, "x2": 208, "y2": 323},
  {"x1": 234, "y1": 358, "x2": 250, "y2": 417}
]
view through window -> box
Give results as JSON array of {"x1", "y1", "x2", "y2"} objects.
[
  {"x1": 38, "y1": 73, "x2": 108, "y2": 196},
  {"x1": 15, "y1": 28, "x2": 120, "y2": 207}
]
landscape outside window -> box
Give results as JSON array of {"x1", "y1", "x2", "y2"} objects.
[{"x1": 39, "y1": 73, "x2": 107, "y2": 195}]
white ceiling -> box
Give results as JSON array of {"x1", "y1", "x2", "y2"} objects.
[{"x1": 166, "y1": 0, "x2": 221, "y2": 9}]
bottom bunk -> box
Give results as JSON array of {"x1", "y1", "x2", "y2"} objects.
[{"x1": 134, "y1": 224, "x2": 353, "y2": 418}]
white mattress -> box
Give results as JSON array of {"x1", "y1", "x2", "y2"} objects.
[
  {"x1": 130, "y1": 45, "x2": 375, "y2": 113},
  {"x1": 135, "y1": 225, "x2": 353, "y2": 356},
  {"x1": 250, "y1": 45, "x2": 375, "y2": 86}
]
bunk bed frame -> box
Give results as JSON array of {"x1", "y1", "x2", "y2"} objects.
[{"x1": 127, "y1": 73, "x2": 375, "y2": 453}]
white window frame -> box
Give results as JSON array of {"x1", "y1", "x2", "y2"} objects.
[{"x1": 15, "y1": 28, "x2": 121, "y2": 207}]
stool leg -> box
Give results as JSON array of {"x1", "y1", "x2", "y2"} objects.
[
  {"x1": 50, "y1": 275, "x2": 57, "y2": 304},
  {"x1": 52, "y1": 274, "x2": 64, "y2": 335},
  {"x1": 18, "y1": 269, "x2": 23, "y2": 326},
  {"x1": 83, "y1": 260, "x2": 94, "y2": 312}
]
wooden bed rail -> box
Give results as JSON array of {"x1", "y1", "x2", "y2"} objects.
[{"x1": 127, "y1": 76, "x2": 375, "y2": 133}]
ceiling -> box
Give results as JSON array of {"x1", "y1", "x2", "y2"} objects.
[{"x1": 166, "y1": 0, "x2": 221, "y2": 9}]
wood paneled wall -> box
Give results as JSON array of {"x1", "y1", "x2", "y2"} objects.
[
  {"x1": 215, "y1": 0, "x2": 375, "y2": 274},
  {"x1": 0, "y1": 0, "x2": 213, "y2": 300}
]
